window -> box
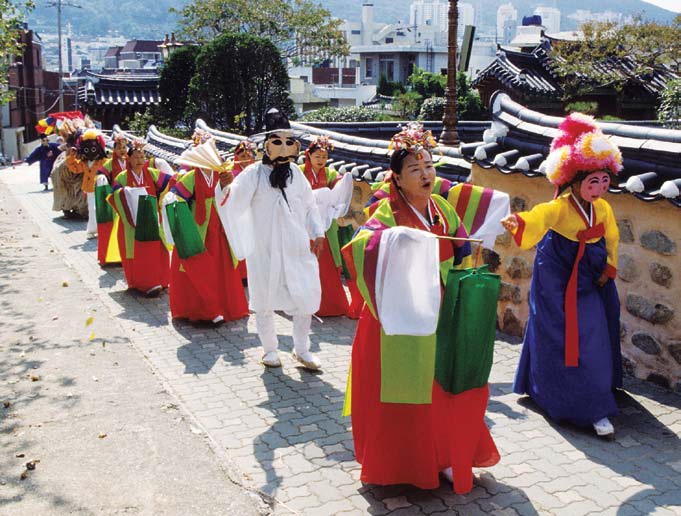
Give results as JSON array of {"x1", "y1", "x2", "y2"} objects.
[
  {"x1": 351, "y1": 30, "x2": 361, "y2": 35},
  {"x1": 365, "y1": 57, "x2": 373, "y2": 78},
  {"x1": 385, "y1": 37, "x2": 394, "y2": 44},
  {"x1": 396, "y1": 31, "x2": 405, "y2": 36}
]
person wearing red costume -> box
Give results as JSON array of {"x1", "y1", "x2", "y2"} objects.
[
  {"x1": 302, "y1": 137, "x2": 351, "y2": 317},
  {"x1": 108, "y1": 140, "x2": 172, "y2": 296}
]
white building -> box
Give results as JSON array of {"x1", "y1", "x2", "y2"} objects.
[
  {"x1": 497, "y1": 3, "x2": 518, "y2": 44},
  {"x1": 534, "y1": 6, "x2": 561, "y2": 34},
  {"x1": 568, "y1": 10, "x2": 634, "y2": 27}
]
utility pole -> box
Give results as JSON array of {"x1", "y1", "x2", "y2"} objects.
[
  {"x1": 49, "y1": 0, "x2": 81, "y2": 112},
  {"x1": 440, "y1": 0, "x2": 460, "y2": 147}
]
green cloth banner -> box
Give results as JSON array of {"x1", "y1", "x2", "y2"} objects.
[
  {"x1": 134, "y1": 195, "x2": 160, "y2": 242},
  {"x1": 165, "y1": 201, "x2": 206, "y2": 259},
  {"x1": 95, "y1": 184, "x2": 114, "y2": 224},
  {"x1": 380, "y1": 330, "x2": 436, "y2": 405},
  {"x1": 435, "y1": 266, "x2": 500, "y2": 395}
]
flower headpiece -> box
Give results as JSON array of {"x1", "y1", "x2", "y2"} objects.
[
  {"x1": 306, "y1": 136, "x2": 334, "y2": 153},
  {"x1": 113, "y1": 134, "x2": 129, "y2": 145},
  {"x1": 130, "y1": 138, "x2": 147, "y2": 152},
  {"x1": 544, "y1": 113, "x2": 622, "y2": 196},
  {"x1": 388, "y1": 122, "x2": 438, "y2": 157},
  {"x1": 192, "y1": 128, "x2": 211, "y2": 147},
  {"x1": 233, "y1": 140, "x2": 257, "y2": 155}
]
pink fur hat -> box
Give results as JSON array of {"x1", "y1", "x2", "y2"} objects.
[{"x1": 544, "y1": 113, "x2": 623, "y2": 192}]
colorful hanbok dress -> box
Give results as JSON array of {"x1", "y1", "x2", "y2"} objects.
[
  {"x1": 94, "y1": 156, "x2": 126, "y2": 265},
  {"x1": 108, "y1": 164, "x2": 172, "y2": 293},
  {"x1": 342, "y1": 191, "x2": 500, "y2": 493},
  {"x1": 303, "y1": 164, "x2": 350, "y2": 317},
  {"x1": 510, "y1": 193, "x2": 622, "y2": 426},
  {"x1": 163, "y1": 168, "x2": 248, "y2": 322}
]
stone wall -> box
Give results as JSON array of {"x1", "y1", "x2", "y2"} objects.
[{"x1": 471, "y1": 163, "x2": 681, "y2": 391}]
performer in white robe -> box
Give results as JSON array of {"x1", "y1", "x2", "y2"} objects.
[{"x1": 216, "y1": 109, "x2": 326, "y2": 370}]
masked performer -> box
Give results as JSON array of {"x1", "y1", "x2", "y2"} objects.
[
  {"x1": 94, "y1": 134, "x2": 128, "y2": 265},
  {"x1": 108, "y1": 140, "x2": 172, "y2": 296},
  {"x1": 217, "y1": 109, "x2": 325, "y2": 370},
  {"x1": 161, "y1": 137, "x2": 249, "y2": 324},
  {"x1": 66, "y1": 129, "x2": 108, "y2": 238},
  {"x1": 343, "y1": 125, "x2": 499, "y2": 493},
  {"x1": 51, "y1": 119, "x2": 89, "y2": 219},
  {"x1": 501, "y1": 113, "x2": 622, "y2": 439},
  {"x1": 301, "y1": 137, "x2": 351, "y2": 317},
  {"x1": 24, "y1": 134, "x2": 62, "y2": 190}
]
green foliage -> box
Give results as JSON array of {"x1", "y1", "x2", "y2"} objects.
[
  {"x1": 157, "y1": 45, "x2": 197, "y2": 128},
  {"x1": 658, "y1": 78, "x2": 681, "y2": 129},
  {"x1": 125, "y1": 109, "x2": 155, "y2": 136},
  {"x1": 377, "y1": 74, "x2": 405, "y2": 97},
  {"x1": 298, "y1": 106, "x2": 381, "y2": 123},
  {"x1": 394, "y1": 91, "x2": 422, "y2": 118},
  {"x1": 172, "y1": 0, "x2": 349, "y2": 60},
  {"x1": 184, "y1": 33, "x2": 292, "y2": 132},
  {"x1": 1, "y1": 1, "x2": 34, "y2": 106},
  {"x1": 565, "y1": 101, "x2": 599, "y2": 115},
  {"x1": 550, "y1": 16, "x2": 681, "y2": 102},
  {"x1": 419, "y1": 97, "x2": 445, "y2": 120},
  {"x1": 408, "y1": 67, "x2": 446, "y2": 98}
]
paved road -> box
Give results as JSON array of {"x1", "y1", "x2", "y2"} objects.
[{"x1": 2, "y1": 164, "x2": 681, "y2": 515}]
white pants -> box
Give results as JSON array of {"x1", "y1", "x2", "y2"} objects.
[
  {"x1": 255, "y1": 311, "x2": 312, "y2": 355},
  {"x1": 86, "y1": 192, "x2": 97, "y2": 234}
]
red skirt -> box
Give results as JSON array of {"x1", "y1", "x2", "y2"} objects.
[
  {"x1": 345, "y1": 278, "x2": 363, "y2": 320},
  {"x1": 169, "y1": 212, "x2": 248, "y2": 322},
  {"x1": 351, "y1": 308, "x2": 500, "y2": 493},
  {"x1": 97, "y1": 220, "x2": 116, "y2": 265},
  {"x1": 317, "y1": 236, "x2": 350, "y2": 317},
  {"x1": 117, "y1": 224, "x2": 169, "y2": 292}
]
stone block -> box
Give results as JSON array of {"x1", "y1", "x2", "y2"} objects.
[
  {"x1": 617, "y1": 254, "x2": 639, "y2": 282},
  {"x1": 625, "y1": 294, "x2": 674, "y2": 325},
  {"x1": 667, "y1": 341, "x2": 681, "y2": 365},
  {"x1": 482, "y1": 248, "x2": 501, "y2": 272},
  {"x1": 502, "y1": 307, "x2": 525, "y2": 338},
  {"x1": 505, "y1": 256, "x2": 532, "y2": 279},
  {"x1": 617, "y1": 219, "x2": 634, "y2": 243},
  {"x1": 646, "y1": 372, "x2": 671, "y2": 390},
  {"x1": 640, "y1": 230, "x2": 676, "y2": 256},
  {"x1": 495, "y1": 231, "x2": 512, "y2": 247},
  {"x1": 631, "y1": 332, "x2": 661, "y2": 355},
  {"x1": 649, "y1": 262, "x2": 672, "y2": 288},
  {"x1": 498, "y1": 281, "x2": 522, "y2": 304},
  {"x1": 510, "y1": 196, "x2": 527, "y2": 213}
]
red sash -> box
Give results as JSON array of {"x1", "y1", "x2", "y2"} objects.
[{"x1": 194, "y1": 168, "x2": 216, "y2": 226}]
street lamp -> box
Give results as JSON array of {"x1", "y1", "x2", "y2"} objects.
[{"x1": 440, "y1": 0, "x2": 460, "y2": 147}]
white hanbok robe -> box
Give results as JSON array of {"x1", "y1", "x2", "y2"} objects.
[{"x1": 216, "y1": 162, "x2": 325, "y2": 315}]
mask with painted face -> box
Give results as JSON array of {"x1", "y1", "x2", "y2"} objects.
[{"x1": 579, "y1": 171, "x2": 611, "y2": 202}]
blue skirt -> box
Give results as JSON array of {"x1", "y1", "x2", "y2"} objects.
[{"x1": 513, "y1": 230, "x2": 622, "y2": 426}]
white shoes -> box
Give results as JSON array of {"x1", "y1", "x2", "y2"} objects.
[
  {"x1": 593, "y1": 417, "x2": 615, "y2": 438},
  {"x1": 212, "y1": 315, "x2": 224, "y2": 324},
  {"x1": 145, "y1": 285, "x2": 163, "y2": 297},
  {"x1": 293, "y1": 350, "x2": 322, "y2": 371},
  {"x1": 86, "y1": 231, "x2": 97, "y2": 239},
  {"x1": 262, "y1": 351, "x2": 282, "y2": 368}
]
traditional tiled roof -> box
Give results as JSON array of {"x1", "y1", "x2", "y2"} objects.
[
  {"x1": 473, "y1": 36, "x2": 678, "y2": 100},
  {"x1": 79, "y1": 72, "x2": 160, "y2": 107},
  {"x1": 121, "y1": 40, "x2": 163, "y2": 54},
  {"x1": 460, "y1": 91, "x2": 681, "y2": 208}
]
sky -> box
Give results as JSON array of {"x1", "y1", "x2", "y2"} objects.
[{"x1": 640, "y1": 0, "x2": 681, "y2": 12}]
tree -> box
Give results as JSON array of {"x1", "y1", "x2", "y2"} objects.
[
  {"x1": 658, "y1": 79, "x2": 681, "y2": 129},
  {"x1": 417, "y1": 73, "x2": 485, "y2": 121},
  {"x1": 394, "y1": 91, "x2": 422, "y2": 119},
  {"x1": 550, "y1": 16, "x2": 681, "y2": 102},
  {"x1": 172, "y1": 0, "x2": 349, "y2": 62},
  {"x1": 157, "y1": 45, "x2": 197, "y2": 128},
  {"x1": 185, "y1": 33, "x2": 292, "y2": 133},
  {"x1": 0, "y1": 0, "x2": 34, "y2": 105},
  {"x1": 408, "y1": 67, "x2": 446, "y2": 98}
]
